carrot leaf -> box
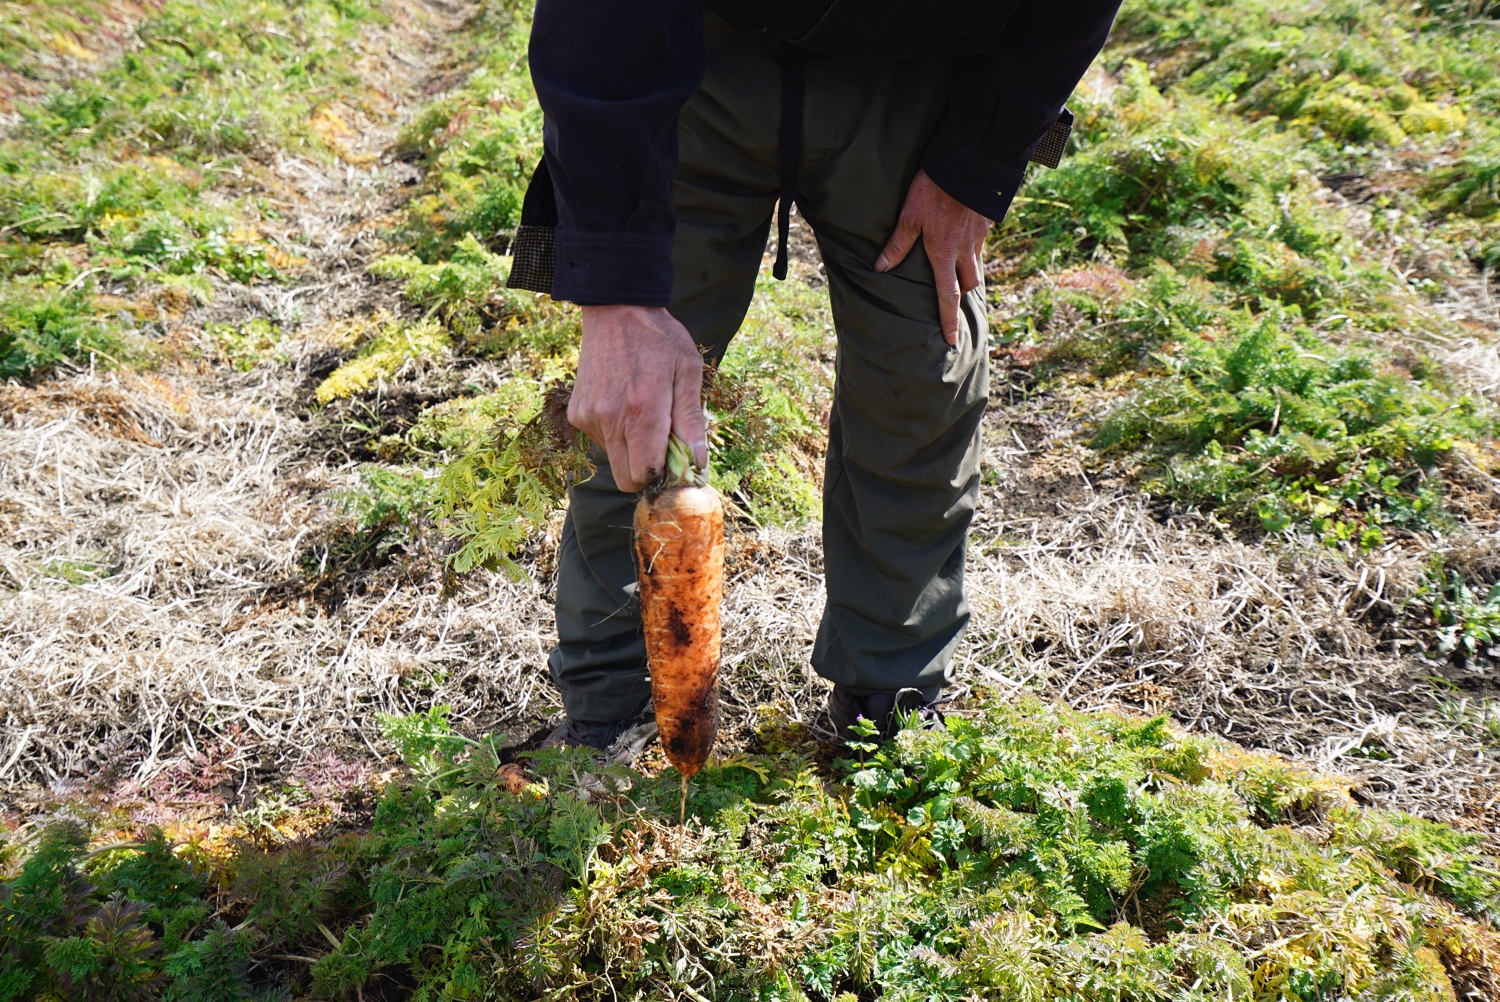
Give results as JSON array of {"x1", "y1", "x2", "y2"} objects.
[{"x1": 664, "y1": 433, "x2": 708, "y2": 490}]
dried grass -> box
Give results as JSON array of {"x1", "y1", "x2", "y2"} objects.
[
  {"x1": 4, "y1": 364, "x2": 1489, "y2": 830},
  {"x1": 0, "y1": 375, "x2": 556, "y2": 786}
]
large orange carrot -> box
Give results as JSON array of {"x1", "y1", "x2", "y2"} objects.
[{"x1": 634, "y1": 434, "x2": 724, "y2": 798}]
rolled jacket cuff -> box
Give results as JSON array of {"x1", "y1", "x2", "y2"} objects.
[
  {"x1": 550, "y1": 229, "x2": 675, "y2": 306},
  {"x1": 920, "y1": 118, "x2": 1027, "y2": 224}
]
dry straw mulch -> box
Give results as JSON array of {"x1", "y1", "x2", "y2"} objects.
[{"x1": 3, "y1": 365, "x2": 1495, "y2": 834}]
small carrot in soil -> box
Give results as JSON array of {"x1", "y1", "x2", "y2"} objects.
[{"x1": 634, "y1": 434, "x2": 724, "y2": 820}]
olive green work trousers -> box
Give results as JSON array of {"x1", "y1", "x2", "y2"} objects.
[{"x1": 547, "y1": 12, "x2": 989, "y2": 723}]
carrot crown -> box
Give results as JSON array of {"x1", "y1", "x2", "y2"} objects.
[{"x1": 663, "y1": 433, "x2": 709, "y2": 490}]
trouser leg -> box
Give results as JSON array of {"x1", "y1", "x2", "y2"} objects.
[
  {"x1": 548, "y1": 455, "x2": 650, "y2": 724},
  {"x1": 548, "y1": 12, "x2": 776, "y2": 722},
  {"x1": 797, "y1": 56, "x2": 990, "y2": 698}
]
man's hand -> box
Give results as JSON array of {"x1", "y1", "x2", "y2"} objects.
[
  {"x1": 569, "y1": 305, "x2": 708, "y2": 493},
  {"x1": 875, "y1": 169, "x2": 993, "y2": 345}
]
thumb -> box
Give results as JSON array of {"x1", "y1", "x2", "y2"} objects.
[
  {"x1": 670, "y1": 351, "x2": 709, "y2": 470},
  {"x1": 875, "y1": 213, "x2": 921, "y2": 273}
]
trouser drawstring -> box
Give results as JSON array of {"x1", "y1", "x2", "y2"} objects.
[{"x1": 773, "y1": 42, "x2": 805, "y2": 281}]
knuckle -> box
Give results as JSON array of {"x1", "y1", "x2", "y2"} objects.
[{"x1": 623, "y1": 388, "x2": 664, "y2": 416}]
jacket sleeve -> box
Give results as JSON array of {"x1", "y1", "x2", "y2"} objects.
[
  {"x1": 529, "y1": 0, "x2": 706, "y2": 306},
  {"x1": 920, "y1": 0, "x2": 1121, "y2": 223}
]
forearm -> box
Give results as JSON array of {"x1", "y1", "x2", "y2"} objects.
[{"x1": 529, "y1": 0, "x2": 706, "y2": 306}]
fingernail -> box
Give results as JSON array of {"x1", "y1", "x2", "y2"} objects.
[{"x1": 874, "y1": 257, "x2": 889, "y2": 272}]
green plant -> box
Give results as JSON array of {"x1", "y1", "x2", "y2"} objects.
[
  {"x1": 315, "y1": 319, "x2": 451, "y2": 404},
  {"x1": 23, "y1": 0, "x2": 383, "y2": 159},
  {"x1": 295, "y1": 464, "x2": 436, "y2": 584},
  {"x1": 383, "y1": 0, "x2": 541, "y2": 262},
  {"x1": 429, "y1": 383, "x2": 591, "y2": 574},
  {"x1": 204, "y1": 318, "x2": 283, "y2": 372},
  {"x1": 368, "y1": 235, "x2": 511, "y2": 336},
  {"x1": 405, "y1": 380, "x2": 547, "y2": 457},
  {"x1": 704, "y1": 276, "x2": 831, "y2": 527},
  {"x1": 1034, "y1": 264, "x2": 1498, "y2": 543},
  {"x1": 1419, "y1": 567, "x2": 1500, "y2": 661},
  {"x1": 0, "y1": 0, "x2": 394, "y2": 381},
  {"x1": 0, "y1": 821, "x2": 95, "y2": 999},
  {"x1": 0, "y1": 279, "x2": 134, "y2": 380},
  {"x1": 45, "y1": 895, "x2": 166, "y2": 1001},
  {"x1": 1437, "y1": 695, "x2": 1500, "y2": 743},
  {"x1": 6, "y1": 697, "x2": 1499, "y2": 1001},
  {"x1": 162, "y1": 922, "x2": 259, "y2": 1001},
  {"x1": 0, "y1": 0, "x2": 138, "y2": 78}
]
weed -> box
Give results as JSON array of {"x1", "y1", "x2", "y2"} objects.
[
  {"x1": 39, "y1": 553, "x2": 113, "y2": 585},
  {"x1": 1437, "y1": 696, "x2": 1500, "y2": 743},
  {"x1": 315, "y1": 319, "x2": 451, "y2": 404},
  {"x1": 1009, "y1": 259, "x2": 1498, "y2": 545},
  {"x1": 1418, "y1": 566, "x2": 1500, "y2": 662},
  {"x1": 203, "y1": 318, "x2": 283, "y2": 372},
  {"x1": 983, "y1": 1, "x2": 1500, "y2": 662},
  {"x1": 429, "y1": 383, "x2": 590, "y2": 574},
  {"x1": 706, "y1": 276, "x2": 832, "y2": 527},
  {"x1": 1088, "y1": 282, "x2": 1496, "y2": 542},
  {"x1": 0, "y1": 279, "x2": 134, "y2": 380},
  {"x1": 0, "y1": 1, "x2": 143, "y2": 80},
  {"x1": 0, "y1": 0, "x2": 385, "y2": 379},
  {"x1": 369, "y1": 236, "x2": 510, "y2": 334},
  {"x1": 295, "y1": 465, "x2": 436, "y2": 590},
  {"x1": 343, "y1": 463, "x2": 434, "y2": 532},
  {"x1": 404, "y1": 380, "x2": 546, "y2": 457},
  {"x1": 23, "y1": 0, "x2": 383, "y2": 160}
]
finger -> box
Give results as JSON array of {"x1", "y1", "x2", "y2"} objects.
[
  {"x1": 936, "y1": 261, "x2": 963, "y2": 345},
  {"x1": 607, "y1": 436, "x2": 639, "y2": 493},
  {"x1": 624, "y1": 404, "x2": 672, "y2": 493},
  {"x1": 670, "y1": 352, "x2": 709, "y2": 470},
  {"x1": 565, "y1": 384, "x2": 589, "y2": 433},
  {"x1": 567, "y1": 398, "x2": 616, "y2": 478},
  {"x1": 875, "y1": 214, "x2": 921, "y2": 273},
  {"x1": 957, "y1": 244, "x2": 983, "y2": 295}
]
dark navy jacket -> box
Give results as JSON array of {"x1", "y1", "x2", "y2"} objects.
[{"x1": 524, "y1": 0, "x2": 1122, "y2": 306}]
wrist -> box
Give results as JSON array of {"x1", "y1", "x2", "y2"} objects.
[
  {"x1": 581, "y1": 304, "x2": 667, "y2": 330},
  {"x1": 920, "y1": 122, "x2": 1020, "y2": 224},
  {"x1": 582, "y1": 304, "x2": 663, "y2": 315}
]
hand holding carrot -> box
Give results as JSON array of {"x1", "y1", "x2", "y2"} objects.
[{"x1": 570, "y1": 305, "x2": 710, "y2": 492}]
